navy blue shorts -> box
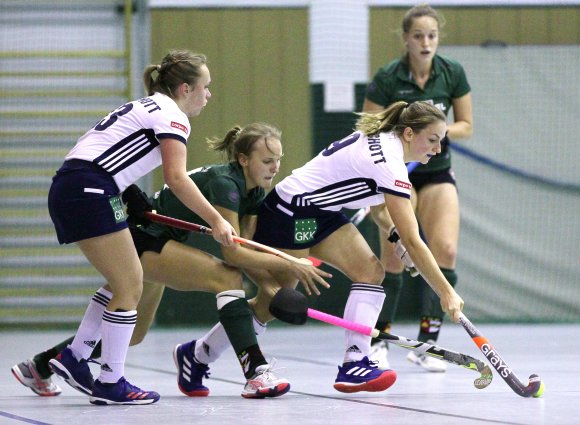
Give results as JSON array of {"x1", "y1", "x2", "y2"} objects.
[
  {"x1": 48, "y1": 159, "x2": 127, "y2": 244},
  {"x1": 410, "y1": 167, "x2": 457, "y2": 193},
  {"x1": 253, "y1": 189, "x2": 350, "y2": 249}
]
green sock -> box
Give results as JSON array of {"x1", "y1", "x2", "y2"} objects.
[
  {"x1": 33, "y1": 336, "x2": 74, "y2": 379},
  {"x1": 418, "y1": 268, "x2": 457, "y2": 343},
  {"x1": 373, "y1": 272, "x2": 403, "y2": 345},
  {"x1": 219, "y1": 298, "x2": 266, "y2": 378}
]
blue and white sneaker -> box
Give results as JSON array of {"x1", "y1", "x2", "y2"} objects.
[
  {"x1": 334, "y1": 356, "x2": 397, "y2": 393},
  {"x1": 48, "y1": 347, "x2": 94, "y2": 395},
  {"x1": 90, "y1": 377, "x2": 160, "y2": 405},
  {"x1": 173, "y1": 341, "x2": 210, "y2": 397}
]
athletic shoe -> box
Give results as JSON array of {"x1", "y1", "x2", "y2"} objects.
[
  {"x1": 368, "y1": 341, "x2": 390, "y2": 370},
  {"x1": 241, "y1": 361, "x2": 290, "y2": 399},
  {"x1": 407, "y1": 345, "x2": 447, "y2": 373},
  {"x1": 48, "y1": 347, "x2": 94, "y2": 395},
  {"x1": 90, "y1": 377, "x2": 160, "y2": 405},
  {"x1": 173, "y1": 341, "x2": 210, "y2": 397},
  {"x1": 334, "y1": 356, "x2": 397, "y2": 393},
  {"x1": 11, "y1": 359, "x2": 62, "y2": 397}
]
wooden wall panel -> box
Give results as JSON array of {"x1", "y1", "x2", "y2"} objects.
[
  {"x1": 369, "y1": 7, "x2": 580, "y2": 73},
  {"x1": 150, "y1": 8, "x2": 310, "y2": 185},
  {"x1": 547, "y1": 8, "x2": 580, "y2": 44},
  {"x1": 278, "y1": 9, "x2": 310, "y2": 177},
  {"x1": 488, "y1": 9, "x2": 520, "y2": 43},
  {"x1": 519, "y1": 8, "x2": 550, "y2": 44}
]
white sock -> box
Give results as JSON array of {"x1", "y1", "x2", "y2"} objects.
[
  {"x1": 69, "y1": 287, "x2": 112, "y2": 360},
  {"x1": 98, "y1": 309, "x2": 137, "y2": 384},
  {"x1": 253, "y1": 314, "x2": 267, "y2": 337},
  {"x1": 194, "y1": 292, "x2": 266, "y2": 364},
  {"x1": 343, "y1": 282, "x2": 385, "y2": 364},
  {"x1": 193, "y1": 321, "x2": 231, "y2": 365}
]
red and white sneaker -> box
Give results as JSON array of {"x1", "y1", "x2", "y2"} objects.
[
  {"x1": 12, "y1": 359, "x2": 62, "y2": 396},
  {"x1": 241, "y1": 361, "x2": 290, "y2": 399}
]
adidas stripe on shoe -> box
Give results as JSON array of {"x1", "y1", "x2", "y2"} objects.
[
  {"x1": 173, "y1": 341, "x2": 210, "y2": 397},
  {"x1": 334, "y1": 356, "x2": 397, "y2": 393},
  {"x1": 89, "y1": 377, "x2": 160, "y2": 405}
]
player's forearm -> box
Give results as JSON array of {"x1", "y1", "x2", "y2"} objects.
[
  {"x1": 370, "y1": 205, "x2": 394, "y2": 233},
  {"x1": 222, "y1": 245, "x2": 289, "y2": 272},
  {"x1": 447, "y1": 120, "x2": 472, "y2": 140}
]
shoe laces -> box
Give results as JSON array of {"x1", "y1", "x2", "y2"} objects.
[
  {"x1": 117, "y1": 377, "x2": 149, "y2": 395},
  {"x1": 361, "y1": 356, "x2": 379, "y2": 369},
  {"x1": 191, "y1": 362, "x2": 210, "y2": 380},
  {"x1": 87, "y1": 358, "x2": 101, "y2": 366},
  {"x1": 252, "y1": 358, "x2": 285, "y2": 382}
]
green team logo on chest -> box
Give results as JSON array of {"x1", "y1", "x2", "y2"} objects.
[
  {"x1": 109, "y1": 195, "x2": 125, "y2": 224},
  {"x1": 294, "y1": 218, "x2": 317, "y2": 244}
]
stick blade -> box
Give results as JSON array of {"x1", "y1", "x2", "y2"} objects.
[{"x1": 269, "y1": 288, "x2": 309, "y2": 325}]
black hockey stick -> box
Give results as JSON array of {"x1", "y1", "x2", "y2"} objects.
[
  {"x1": 269, "y1": 288, "x2": 493, "y2": 389},
  {"x1": 459, "y1": 313, "x2": 544, "y2": 398}
]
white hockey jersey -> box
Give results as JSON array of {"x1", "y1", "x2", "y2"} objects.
[
  {"x1": 66, "y1": 92, "x2": 190, "y2": 192},
  {"x1": 276, "y1": 131, "x2": 412, "y2": 211}
]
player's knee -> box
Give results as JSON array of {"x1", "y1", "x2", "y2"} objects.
[
  {"x1": 433, "y1": 241, "x2": 457, "y2": 267},
  {"x1": 381, "y1": 256, "x2": 405, "y2": 274},
  {"x1": 355, "y1": 257, "x2": 385, "y2": 284},
  {"x1": 215, "y1": 265, "x2": 244, "y2": 291},
  {"x1": 118, "y1": 279, "x2": 143, "y2": 308}
]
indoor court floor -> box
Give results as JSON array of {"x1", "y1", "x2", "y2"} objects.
[{"x1": 1, "y1": 323, "x2": 578, "y2": 425}]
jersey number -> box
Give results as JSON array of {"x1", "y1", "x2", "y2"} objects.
[
  {"x1": 94, "y1": 103, "x2": 134, "y2": 131},
  {"x1": 322, "y1": 133, "x2": 360, "y2": 156}
]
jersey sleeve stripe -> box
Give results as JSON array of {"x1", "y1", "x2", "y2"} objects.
[
  {"x1": 157, "y1": 132, "x2": 187, "y2": 144},
  {"x1": 378, "y1": 187, "x2": 411, "y2": 199}
]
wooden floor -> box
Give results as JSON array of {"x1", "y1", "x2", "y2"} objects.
[{"x1": 1, "y1": 323, "x2": 578, "y2": 425}]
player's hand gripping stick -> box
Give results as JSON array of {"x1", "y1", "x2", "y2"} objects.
[
  {"x1": 388, "y1": 226, "x2": 419, "y2": 277},
  {"x1": 122, "y1": 184, "x2": 312, "y2": 266}
]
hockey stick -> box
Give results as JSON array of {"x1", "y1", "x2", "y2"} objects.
[
  {"x1": 458, "y1": 313, "x2": 544, "y2": 398},
  {"x1": 143, "y1": 211, "x2": 312, "y2": 266},
  {"x1": 269, "y1": 288, "x2": 493, "y2": 389},
  {"x1": 394, "y1": 235, "x2": 544, "y2": 398}
]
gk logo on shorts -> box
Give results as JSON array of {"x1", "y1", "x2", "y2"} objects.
[
  {"x1": 294, "y1": 219, "x2": 317, "y2": 244},
  {"x1": 109, "y1": 195, "x2": 125, "y2": 223}
]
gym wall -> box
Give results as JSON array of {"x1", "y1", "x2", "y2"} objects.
[{"x1": 151, "y1": 5, "x2": 579, "y2": 325}]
